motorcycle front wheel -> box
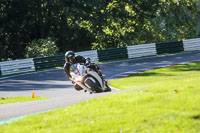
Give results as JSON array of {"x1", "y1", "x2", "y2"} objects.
[{"x1": 85, "y1": 78, "x2": 103, "y2": 93}]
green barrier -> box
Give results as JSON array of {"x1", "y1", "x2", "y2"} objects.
[
  {"x1": 33, "y1": 55, "x2": 65, "y2": 70},
  {"x1": 156, "y1": 41, "x2": 184, "y2": 55},
  {"x1": 97, "y1": 47, "x2": 128, "y2": 62}
]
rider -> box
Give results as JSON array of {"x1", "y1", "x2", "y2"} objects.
[{"x1": 63, "y1": 51, "x2": 109, "y2": 91}]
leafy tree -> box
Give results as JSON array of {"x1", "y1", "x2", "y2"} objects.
[
  {"x1": 154, "y1": 0, "x2": 198, "y2": 42},
  {"x1": 73, "y1": 0, "x2": 161, "y2": 49},
  {"x1": 0, "y1": 0, "x2": 199, "y2": 61},
  {"x1": 0, "y1": 0, "x2": 92, "y2": 61},
  {"x1": 74, "y1": 0, "x2": 198, "y2": 49},
  {"x1": 25, "y1": 38, "x2": 58, "y2": 58},
  {"x1": 0, "y1": 0, "x2": 36, "y2": 60}
]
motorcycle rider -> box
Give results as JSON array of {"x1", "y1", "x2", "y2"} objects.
[{"x1": 63, "y1": 51, "x2": 110, "y2": 91}]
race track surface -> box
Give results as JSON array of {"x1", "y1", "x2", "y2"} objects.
[{"x1": 0, "y1": 51, "x2": 200, "y2": 121}]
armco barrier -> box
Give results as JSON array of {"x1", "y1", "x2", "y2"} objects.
[
  {"x1": 33, "y1": 55, "x2": 65, "y2": 70},
  {"x1": 1, "y1": 38, "x2": 200, "y2": 75},
  {"x1": 97, "y1": 47, "x2": 128, "y2": 62},
  {"x1": 75, "y1": 50, "x2": 99, "y2": 63},
  {"x1": 183, "y1": 38, "x2": 200, "y2": 51},
  {"x1": 156, "y1": 41, "x2": 184, "y2": 55},
  {"x1": 33, "y1": 50, "x2": 99, "y2": 70},
  {"x1": 0, "y1": 58, "x2": 35, "y2": 75},
  {"x1": 127, "y1": 43, "x2": 157, "y2": 58}
]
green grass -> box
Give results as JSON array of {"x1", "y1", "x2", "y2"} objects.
[
  {"x1": 109, "y1": 62, "x2": 200, "y2": 90},
  {"x1": 1, "y1": 62, "x2": 200, "y2": 132},
  {"x1": 0, "y1": 96, "x2": 49, "y2": 104}
]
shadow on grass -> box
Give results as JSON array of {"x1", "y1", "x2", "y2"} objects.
[
  {"x1": 167, "y1": 62, "x2": 200, "y2": 72},
  {"x1": 192, "y1": 114, "x2": 200, "y2": 120},
  {"x1": 129, "y1": 72, "x2": 174, "y2": 77},
  {"x1": 128, "y1": 62, "x2": 200, "y2": 78}
]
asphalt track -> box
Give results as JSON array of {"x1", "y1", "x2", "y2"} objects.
[{"x1": 0, "y1": 51, "x2": 200, "y2": 122}]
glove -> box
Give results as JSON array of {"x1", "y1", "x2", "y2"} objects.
[{"x1": 86, "y1": 58, "x2": 91, "y2": 64}]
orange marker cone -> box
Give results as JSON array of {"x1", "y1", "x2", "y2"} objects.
[{"x1": 32, "y1": 91, "x2": 35, "y2": 98}]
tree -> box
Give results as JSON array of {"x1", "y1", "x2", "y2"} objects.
[
  {"x1": 155, "y1": 0, "x2": 198, "y2": 41},
  {"x1": 0, "y1": 0, "x2": 199, "y2": 61},
  {"x1": 0, "y1": 0, "x2": 93, "y2": 61},
  {"x1": 71, "y1": 0, "x2": 198, "y2": 49},
  {"x1": 25, "y1": 37, "x2": 58, "y2": 58},
  {"x1": 70, "y1": 0, "x2": 163, "y2": 49}
]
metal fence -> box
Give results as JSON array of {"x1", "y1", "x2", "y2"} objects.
[
  {"x1": 76, "y1": 50, "x2": 99, "y2": 63},
  {"x1": 156, "y1": 41, "x2": 184, "y2": 54},
  {"x1": 97, "y1": 47, "x2": 128, "y2": 62},
  {"x1": 33, "y1": 55, "x2": 65, "y2": 70},
  {"x1": 127, "y1": 43, "x2": 157, "y2": 58},
  {"x1": 0, "y1": 58, "x2": 35, "y2": 75},
  {"x1": 1, "y1": 38, "x2": 200, "y2": 76},
  {"x1": 183, "y1": 38, "x2": 200, "y2": 51}
]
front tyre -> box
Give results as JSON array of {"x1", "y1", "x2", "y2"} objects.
[{"x1": 85, "y1": 79, "x2": 103, "y2": 93}]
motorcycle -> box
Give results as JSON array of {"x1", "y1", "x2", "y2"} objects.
[{"x1": 70, "y1": 62, "x2": 111, "y2": 94}]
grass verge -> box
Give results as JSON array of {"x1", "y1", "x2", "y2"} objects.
[
  {"x1": 1, "y1": 62, "x2": 200, "y2": 132},
  {"x1": 109, "y1": 62, "x2": 200, "y2": 90},
  {"x1": 0, "y1": 96, "x2": 49, "y2": 104}
]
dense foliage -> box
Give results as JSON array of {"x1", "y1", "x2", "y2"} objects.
[
  {"x1": 0, "y1": 0, "x2": 199, "y2": 60},
  {"x1": 25, "y1": 37, "x2": 58, "y2": 58}
]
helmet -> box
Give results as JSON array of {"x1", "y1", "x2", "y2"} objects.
[{"x1": 65, "y1": 51, "x2": 75, "y2": 63}]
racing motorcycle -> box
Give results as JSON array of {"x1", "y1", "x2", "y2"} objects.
[{"x1": 70, "y1": 62, "x2": 111, "y2": 94}]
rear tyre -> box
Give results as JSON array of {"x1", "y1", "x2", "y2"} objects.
[{"x1": 85, "y1": 79, "x2": 103, "y2": 93}]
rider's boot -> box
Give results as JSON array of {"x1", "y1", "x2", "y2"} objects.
[{"x1": 104, "y1": 80, "x2": 111, "y2": 92}]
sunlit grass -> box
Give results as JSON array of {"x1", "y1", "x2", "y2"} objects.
[
  {"x1": 0, "y1": 96, "x2": 49, "y2": 104},
  {"x1": 1, "y1": 62, "x2": 200, "y2": 132},
  {"x1": 109, "y1": 62, "x2": 200, "y2": 90}
]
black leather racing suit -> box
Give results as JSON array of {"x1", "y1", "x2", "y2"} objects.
[
  {"x1": 63, "y1": 55, "x2": 86, "y2": 90},
  {"x1": 63, "y1": 55, "x2": 86, "y2": 79}
]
